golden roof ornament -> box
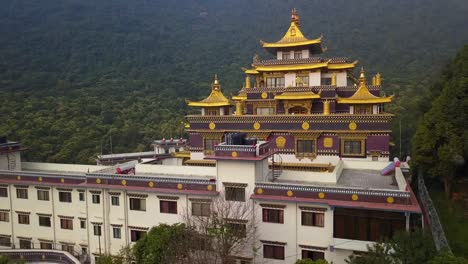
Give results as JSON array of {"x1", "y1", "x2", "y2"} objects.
[
  {"x1": 186, "y1": 74, "x2": 231, "y2": 107},
  {"x1": 291, "y1": 8, "x2": 300, "y2": 28}
]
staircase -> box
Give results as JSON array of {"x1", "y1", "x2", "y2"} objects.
[{"x1": 271, "y1": 153, "x2": 283, "y2": 181}]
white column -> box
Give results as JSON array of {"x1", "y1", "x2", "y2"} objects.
[
  {"x1": 201, "y1": 108, "x2": 205, "y2": 116},
  {"x1": 220, "y1": 107, "x2": 225, "y2": 116}
]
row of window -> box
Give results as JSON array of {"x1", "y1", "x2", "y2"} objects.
[
  {"x1": 0, "y1": 236, "x2": 88, "y2": 255},
  {"x1": 202, "y1": 139, "x2": 364, "y2": 156},
  {"x1": 262, "y1": 208, "x2": 325, "y2": 227},
  {"x1": 264, "y1": 244, "x2": 325, "y2": 261},
  {"x1": 281, "y1": 51, "x2": 304, "y2": 60}
]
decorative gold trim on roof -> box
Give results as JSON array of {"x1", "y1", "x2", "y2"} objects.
[
  {"x1": 275, "y1": 91, "x2": 320, "y2": 100},
  {"x1": 247, "y1": 61, "x2": 356, "y2": 72},
  {"x1": 336, "y1": 68, "x2": 393, "y2": 104},
  {"x1": 187, "y1": 75, "x2": 232, "y2": 107}
]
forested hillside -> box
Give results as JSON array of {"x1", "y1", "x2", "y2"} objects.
[{"x1": 0, "y1": 0, "x2": 467, "y2": 163}]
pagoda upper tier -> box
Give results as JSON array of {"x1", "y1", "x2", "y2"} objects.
[{"x1": 261, "y1": 8, "x2": 324, "y2": 55}]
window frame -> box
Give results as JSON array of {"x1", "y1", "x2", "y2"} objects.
[
  {"x1": 0, "y1": 212, "x2": 9, "y2": 222},
  {"x1": 262, "y1": 208, "x2": 284, "y2": 224},
  {"x1": 263, "y1": 244, "x2": 285, "y2": 260},
  {"x1": 301, "y1": 250, "x2": 325, "y2": 261},
  {"x1": 92, "y1": 194, "x2": 100, "y2": 204},
  {"x1": 0, "y1": 237, "x2": 10, "y2": 247},
  {"x1": 130, "y1": 230, "x2": 146, "y2": 242},
  {"x1": 192, "y1": 202, "x2": 211, "y2": 217},
  {"x1": 37, "y1": 190, "x2": 50, "y2": 201},
  {"x1": 18, "y1": 214, "x2": 30, "y2": 225},
  {"x1": 93, "y1": 225, "x2": 102, "y2": 236},
  {"x1": 111, "y1": 196, "x2": 120, "y2": 206},
  {"x1": 80, "y1": 220, "x2": 86, "y2": 229},
  {"x1": 38, "y1": 216, "x2": 51, "y2": 227},
  {"x1": 225, "y1": 187, "x2": 246, "y2": 202},
  {"x1": 301, "y1": 211, "x2": 325, "y2": 227},
  {"x1": 160, "y1": 200, "x2": 177, "y2": 214},
  {"x1": 79, "y1": 192, "x2": 85, "y2": 201},
  {"x1": 0, "y1": 188, "x2": 8, "y2": 197},
  {"x1": 58, "y1": 192, "x2": 72, "y2": 203},
  {"x1": 113, "y1": 227, "x2": 121, "y2": 239},
  {"x1": 19, "y1": 239, "x2": 31, "y2": 249},
  {"x1": 295, "y1": 139, "x2": 316, "y2": 157},
  {"x1": 60, "y1": 218, "x2": 73, "y2": 230},
  {"x1": 129, "y1": 198, "x2": 146, "y2": 211},
  {"x1": 16, "y1": 188, "x2": 28, "y2": 199},
  {"x1": 341, "y1": 139, "x2": 365, "y2": 157}
]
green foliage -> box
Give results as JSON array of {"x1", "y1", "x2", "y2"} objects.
[
  {"x1": 96, "y1": 255, "x2": 114, "y2": 264},
  {"x1": 0, "y1": 0, "x2": 467, "y2": 163},
  {"x1": 133, "y1": 223, "x2": 192, "y2": 264},
  {"x1": 346, "y1": 243, "x2": 396, "y2": 264},
  {"x1": 412, "y1": 45, "x2": 468, "y2": 195},
  {"x1": 346, "y1": 229, "x2": 437, "y2": 264},
  {"x1": 0, "y1": 256, "x2": 25, "y2": 264},
  {"x1": 429, "y1": 249, "x2": 468, "y2": 264}
]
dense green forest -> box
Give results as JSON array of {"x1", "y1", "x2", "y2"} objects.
[{"x1": 0, "y1": 0, "x2": 467, "y2": 163}]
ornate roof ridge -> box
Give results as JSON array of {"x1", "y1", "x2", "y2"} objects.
[{"x1": 187, "y1": 75, "x2": 232, "y2": 107}]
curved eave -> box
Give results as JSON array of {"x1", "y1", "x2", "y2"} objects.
[
  {"x1": 275, "y1": 94, "x2": 320, "y2": 100},
  {"x1": 232, "y1": 95, "x2": 247, "y2": 101},
  {"x1": 261, "y1": 38, "x2": 322, "y2": 48},
  {"x1": 187, "y1": 101, "x2": 232, "y2": 107},
  {"x1": 243, "y1": 69, "x2": 260, "y2": 74},
  {"x1": 254, "y1": 62, "x2": 328, "y2": 72},
  {"x1": 327, "y1": 61, "x2": 358, "y2": 70},
  {"x1": 336, "y1": 96, "x2": 393, "y2": 104}
]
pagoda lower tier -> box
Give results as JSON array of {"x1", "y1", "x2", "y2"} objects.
[{"x1": 186, "y1": 114, "x2": 391, "y2": 159}]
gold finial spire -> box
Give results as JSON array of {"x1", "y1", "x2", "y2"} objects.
[
  {"x1": 291, "y1": 8, "x2": 300, "y2": 27},
  {"x1": 375, "y1": 72, "x2": 382, "y2": 85},
  {"x1": 359, "y1": 67, "x2": 366, "y2": 85},
  {"x1": 214, "y1": 74, "x2": 219, "y2": 85}
]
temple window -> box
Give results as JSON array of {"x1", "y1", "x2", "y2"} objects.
[
  {"x1": 282, "y1": 53, "x2": 291, "y2": 60},
  {"x1": 256, "y1": 107, "x2": 274, "y2": 115},
  {"x1": 263, "y1": 244, "x2": 285, "y2": 260},
  {"x1": 321, "y1": 77, "x2": 332, "y2": 85},
  {"x1": 225, "y1": 186, "x2": 246, "y2": 202},
  {"x1": 262, "y1": 208, "x2": 284, "y2": 224},
  {"x1": 266, "y1": 77, "x2": 285, "y2": 88},
  {"x1": 343, "y1": 140, "x2": 364, "y2": 156},
  {"x1": 354, "y1": 105, "x2": 372, "y2": 114},
  {"x1": 206, "y1": 108, "x2": 219, "y2": 116},
  {"x1": 289, "y1": 106, "x2": 308, "y2": 115},
  {"x1": 204, "y1": 138, "x2": 220, "y2": 154},
  {"x1": 296, "y1": 140, "x2": 316, "y2": 156},
  {"x1": 302, "y1": 250, "x2": 325, "y2": 261},
  {"x1": 301, "y1": 211, "x2": 324, "y2": 227},
  {"x1": 294, "y1": 51, "x2": 303, "y2": 59},
  {"x1": 296, "y1": 75, "x2": 309, "y2": 87}
]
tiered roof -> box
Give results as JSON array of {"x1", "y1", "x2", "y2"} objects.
[
  {"x1": 336, "y1": 68, "x2": 393, "y2": 104},
  {"x1": 186, "y1": 75, "x2": 231, "y2": 107}
]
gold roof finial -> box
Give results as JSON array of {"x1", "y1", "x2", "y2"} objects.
[
  {"x1": 214, "y1": 74, "x2": 219, "y2": 85},
  {"x1": 291, "y1": 8, "x2": 300, "y2": 27},
  {"x1": 359, "y1": 67, "x2": 366, "y2": 85}
]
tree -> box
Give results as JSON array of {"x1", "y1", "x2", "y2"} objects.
[
  {"x1": 133, "y1": 223, "x2": 194, "y2": 264},
  {"x1": 412, "y1": 45, "x2": 468, "y2": 197},
  {"x1": 346, "y1": 242, "x2": 397, "y2": 264},
  {"x1": 389, "y1": 229, "x2": 436, "y2": 264},
  {"x1": 182, "y1": 196, "x2": 257, "y2": 264},
  {"x1": 428, "y1": 249, "x2": 468, "y2": 264}
]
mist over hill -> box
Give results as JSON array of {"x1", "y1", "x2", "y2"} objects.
[{"x1": 0, "y1": 0, "x2": 467, "y2": 163}]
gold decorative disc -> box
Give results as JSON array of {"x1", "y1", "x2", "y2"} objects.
[
  {"x1": 256, "y1": 188, "x2": 263, "y2": 194},
  {"x1": 96, "y1": 178, "x2": 101, "y2": 184},
  {"x1": 207, "y1": 184, "x2": 213, "y2": 191},
  {"x1": 60, "y1": 178, "x2": 65, "y2": 183},
  {"x1": 261, "y1": 92, "x2": 268, "y2": 99},
  {"x1": 253, "y1": 122, "x2": 261, "y2": 130},
  {"x1": 351, "y1": 194, "x2": 359, "y2": 201},
  {"x1": 121, "y1": 180, "x2": 127, "y2": 186},
  {"x1": 323, "y1": 138, "x2": 333, "y2": 148},
  {"x1": 302, "y1": 122, "x2": 310, "y2": 130},
  {"x1": 17, "y1": 176, "x2": 21, "y2": 180},
  {"x1": 275, "y1": 136, "x2": 286, "y2": 149},
  {"x1": 209, "y1": 122, "x2": 216, "y2": 130},
  {"x1": 38, "y1": 177, "x2": 43, "y2": 182},
  {"x1": 386, "y1": 197, "x2": 394, "y2": 204},
  {"x1": 148, "y1": 181, "x2": 154, "y2": 187},
  {"x1": 349, "y1": 122, "x2": 357, "y2": 130},
  {"x1": 318, "y1": 192, "x2": 325, "y2": 199},
  {"x1": 287, "y1": 190, "x2": 294, "y2": 197},
  {"x1": 231, "y1": 151, "x2": 238, "y2": 158},
  {"x1": 177, "y1": 183, "x2": 183, "y2": 190}
]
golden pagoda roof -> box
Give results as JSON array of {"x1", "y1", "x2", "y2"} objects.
[
  {"x1": 336, "y1": 68, "x2": 393, "y2": 104},
  {"x1": 186, "y1": 75, "x2": 232, "y2": 107},
  {"x1": 275, "y1": 91, "x2": 320, "y2": 100},
  {"x1": 244, "y1": 60, "x2": 357, "y2": 73},
  {"x1": 261, "y1": 9, "x2": 323, "y2": 52}
]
